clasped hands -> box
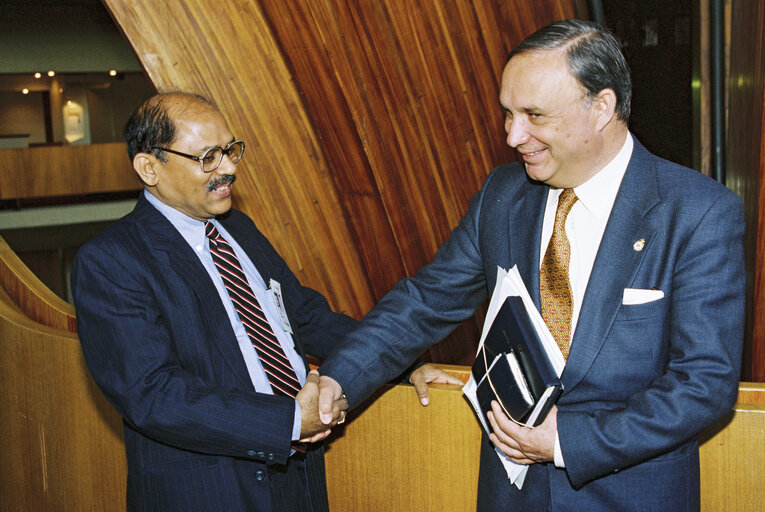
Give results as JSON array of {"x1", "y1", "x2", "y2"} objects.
[{"x1": 296, "y1": 364, "x2": 463, "y2": 442}]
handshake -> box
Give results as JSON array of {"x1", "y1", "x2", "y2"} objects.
[{"x1": 296, "y1": 365, "x2": 463, "y2": 443}]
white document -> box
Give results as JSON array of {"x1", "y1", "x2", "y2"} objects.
[{"x1": 462, "y1": 265, "x2": 563, "y2": 489}]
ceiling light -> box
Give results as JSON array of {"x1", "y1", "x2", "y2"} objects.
[
  {"x1": 109, "y1": 69, "x2": 117, "y2": 76},
  {"x1": 22, "y1": 88, "x2": 29, "y2": 95},
  {"x1": 47, "y1": 70, "x2": 55, "y2": 77},
  {"x1": 34, "y1": 72, "x2": 41, "y2": 79}
]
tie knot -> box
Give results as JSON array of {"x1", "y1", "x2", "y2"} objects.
[
  {"x1": 204, "y1": 221, "x2": 218, "y2": 241},
  {"x1": 556, "y1": 189, "x2": 578, "y2": 218}
]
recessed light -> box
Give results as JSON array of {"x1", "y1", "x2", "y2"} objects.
[
  {"x1": 22, "y1": 88, "x2": 29, "y2": 95},
  {"x1": 109, "y1": 69, "x2": 117, "y2": 76},
  {"x1": 47, "y1": 70, "x2": 55, "y2": 77},
  {"x1": 34, "y1": 72, "x2": 41, "y2": 79}
]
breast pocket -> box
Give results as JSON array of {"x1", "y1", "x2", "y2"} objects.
[
  {"x1": 587, "y1": 297, "x2": 669, "y2": 391},
  {"x1": 615, "y1": 296, "x2": 667, "y2": 321}
]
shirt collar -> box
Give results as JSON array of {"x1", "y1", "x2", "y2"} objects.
[
  {"x1": 143, "y1": 189, "x2": 208, "y2": 249},
  {"x1": 571, "y1": 132, "x2": 633, "y2": 222}
]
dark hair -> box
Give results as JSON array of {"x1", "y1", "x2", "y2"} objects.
[
  {"x1": 123, "y1": 92, "x2": 218, "y2": 162},
  {"x1": 508, "y1": 19, "x2": 632, "y2": 122}
]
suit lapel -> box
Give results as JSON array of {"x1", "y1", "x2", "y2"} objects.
[
  {"x1": 562, "y1": 141, "x2": 661, "y2": 391},
  {"x1": 496, "y1": 175, "x2": 547, "y2": 304},
  {"x1": 134, "y1": 197, "x2": 256, "y2": 389}
]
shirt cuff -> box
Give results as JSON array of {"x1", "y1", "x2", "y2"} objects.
[
  {"x1": 292, "y1": 400, "x2": 302, "y2": 441},
  {"x1": 554, "y1": 431, "x2": 565, "y2": 468}
]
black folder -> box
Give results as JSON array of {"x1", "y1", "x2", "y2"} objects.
[{"x1": 472, "y1": 295, "x2": 563, "y2": 427}]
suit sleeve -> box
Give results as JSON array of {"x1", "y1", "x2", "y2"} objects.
[
  {"x1": 559, "y1": 189, "x2": 746, "y2": 487},
  {"x1": 71, "y1": 240, "x2": 296, "y2": 465},
  {"x1": 318, "y1": 171, "x2": 501, "y2": 407}
]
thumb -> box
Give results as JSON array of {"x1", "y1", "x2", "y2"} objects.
[{"x1": 318, "y1": 376, "x2": 341, "y2": 425}]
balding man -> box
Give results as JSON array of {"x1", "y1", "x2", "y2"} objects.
[{"x1": 71, "y1": 92, "x2": 450, "y2": 511}]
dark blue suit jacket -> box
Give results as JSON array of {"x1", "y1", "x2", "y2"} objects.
[
  {"x1": 320, "y1": 139, "x2": 745, "y2": 511},
  {"x1": 71, "y1": 195, "x2": 357, "y2": 512}
]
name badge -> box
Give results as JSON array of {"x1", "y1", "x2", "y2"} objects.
[{"x1": 269, "y1": 279, "x2": 293, "y2": 334}]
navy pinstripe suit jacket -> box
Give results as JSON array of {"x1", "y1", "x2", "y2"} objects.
[{"x1": 72, "y1": 194, "x2": 357, "y2": 512}]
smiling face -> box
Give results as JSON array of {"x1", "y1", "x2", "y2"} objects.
[
  {"x1": 500, "y1": 49, "x2": 616, "y2": 189},
  {"x1": 136, "y1": 97, "x2": 238, "y2": 221}
]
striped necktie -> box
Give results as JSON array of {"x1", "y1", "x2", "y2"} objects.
[
  {"x1": 540, "y1": 189, "x2": 578, "y2": 360},
  {"x1": 205, "y1": 221, "x2": 301, "y2": 398}
]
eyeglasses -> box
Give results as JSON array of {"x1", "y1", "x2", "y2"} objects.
[{"x1": 151, "y1": 140, "x2": 245, "y2": 173}]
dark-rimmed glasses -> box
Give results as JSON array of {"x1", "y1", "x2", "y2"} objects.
[{"x1": 151, "y1": 140, "x2": 245, "y2": 173}]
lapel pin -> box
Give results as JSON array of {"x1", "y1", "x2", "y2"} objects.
[{"x1": 633, "y1": 238, "x2": 645, "y2": 252}]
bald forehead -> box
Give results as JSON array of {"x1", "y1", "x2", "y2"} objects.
[{"x1": 158, "y1": 93, "x2": 220, "y2": 123}]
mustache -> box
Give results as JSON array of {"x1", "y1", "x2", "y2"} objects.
[{"x1": 207, "y1": 174, "x2": 236, "y2": 191}]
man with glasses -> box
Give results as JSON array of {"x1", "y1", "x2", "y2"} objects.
[{"x1": 70, "y1": 91, "x2": 448, "y2": 511}]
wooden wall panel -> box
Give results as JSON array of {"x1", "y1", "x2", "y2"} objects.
[
  {"x1": 103, "y1": 0, "x2": 573, "y2": 363},
  {"x1": 261, "y1": 0, "x2": 573, "y2": 363},
  {"x1": 323, "y1": 372, "x2": 765, "y2": 512},
  {"x1": 0, "y1": 143, "x2": 138, "y2": 200},
  {"x1": 0, "y1": 298, "x2": 126, "y2": 511},
  {"x1": 726, "y1": 0, "x2": 765, "y2": 381}
]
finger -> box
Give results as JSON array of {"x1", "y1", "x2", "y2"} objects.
[
  {"x1": 330, "y1": 400, "x2": 348, "y2": 425},
  {"x1": 418, "y1": 365, "x2": 464, "y2": 386},
  {"x1": 409, "y1": 370, "x2": 431, "y2": 406},
  {"x1": 487, "y1": 409, "x2": 523, "y2": 451},
  {"x1": 306, "y1": 369, "x2": 320, "y2": 384},
  {"x1": 437, "y1": 372, "x2": 466, "y2": 386},
  {"x1": 488, "y1": 432, "x2": 529, "y2": 462},
  {"x1": 489, "y1": 401, "x2": 524, "y2": 437},
  {"x1": 299, "y1": 429, "x2": 331, "y2": 443}
]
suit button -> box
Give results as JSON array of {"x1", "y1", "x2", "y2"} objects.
[
  {"x1": 254, "y1": 470, "x2": 266, "y2": 481},
  {"x1": 247, "y1": 450, "x2": 256, "y2": 456},
  {"x1": 267, "y1": 453, "x2": 274, "y2": 462}
]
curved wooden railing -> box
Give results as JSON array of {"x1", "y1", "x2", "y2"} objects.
[
  {"x1": 0, "y1": 242, "x2": 760, "y2": 511},
  {"x1": 0, "y1": 295, "x2": 126, "y2": 511},
  {"x1": 0, "y1": 235, "x2": 77, "y2": 332}
]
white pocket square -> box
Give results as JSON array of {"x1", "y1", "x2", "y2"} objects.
[{"x1": 622, "y1": 288, "x2": 664, "y2": 305}]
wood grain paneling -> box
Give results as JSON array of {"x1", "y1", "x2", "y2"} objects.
[
  {"x1": 0, "y1": 142, "x2": 138, "y2": 200},
  {"x1": 698, "y1": 403, "x2": 765, "y2": 512},
  {"x1": 103, "y1": 0, "x2": 572, "y2": 364},
  {"x1": 0, "y1": 297, "x2": 126, "y2": 511},
  {"x1": 0, "y1": 235, "x2": 76, "y2": 332},
  {"x1": 324, "y1": 380, "x2": 481, "y2": 511},
  {"x1": 262, "y1": 0, "x2": 572, "y2": 363},
  {"x1": 322, "y1": 370, "x2": 765, "y2": 512},
  {"x1": 727, "y1": 0, "x2": 765, "y2": 382}
]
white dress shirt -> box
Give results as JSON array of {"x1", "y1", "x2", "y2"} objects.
[{"x1": 540, "y1": 133, "x2": 633, "y2": 467}]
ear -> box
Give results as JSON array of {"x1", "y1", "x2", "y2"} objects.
[
  {"x1": 133, "y1": 153, "x2": 160, "y2": 187},
  {"x1": 592, "y1": 88, "x2": 618, "y2": 131}
]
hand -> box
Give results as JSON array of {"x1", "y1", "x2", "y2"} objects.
[
  {"x1": 487, "y1": 402, "x2": 557, "y2": 465},
  {"x1": 409, "y1": 363, "x2": 464, "y2": 406},
  {"x1": 297, "y1": 370, "x2": 348, "y2": 442},
  {"x1": 317, "y1": 375, "x2": 346, "y2": 425}
]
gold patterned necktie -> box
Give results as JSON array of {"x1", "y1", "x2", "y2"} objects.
[{"x1": 540, "y1": 189, "x2": 578, "y2": 360}]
